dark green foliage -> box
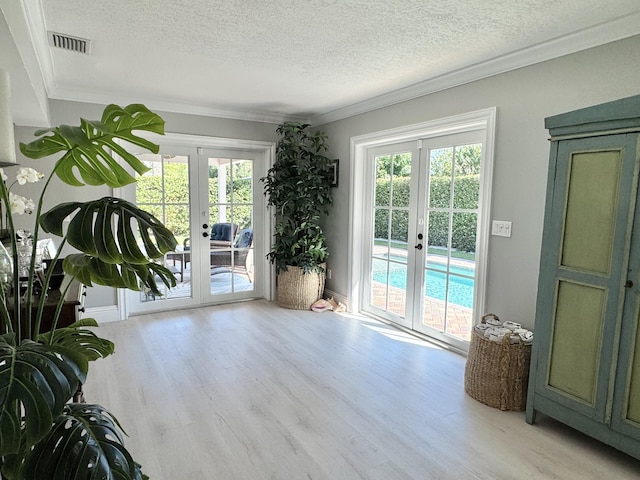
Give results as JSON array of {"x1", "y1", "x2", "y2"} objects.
[
  {"x1": 20, "y1": 104, "x2": 164, "y2": 188},
  {"x1": 374, "y1": 175, "x2": 480, "y2": 252},
  {"x1": 2, "y1": 404, "x2": 147, "y2": 480},
  {"x1": 0, "y1": 334, "x2": 85, "y2": 457},
  {"x1": 261, "y1": 122, "x2": 334, "y2": 273}
]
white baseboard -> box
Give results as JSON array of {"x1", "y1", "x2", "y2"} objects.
[{"x1": 84, "y1": 305, "x2": 123, "y2": 324}]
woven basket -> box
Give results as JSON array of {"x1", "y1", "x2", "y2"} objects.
[
  {"x1": 464, "y1": 313, "x2": 532, "y2": 411},
  {"x1": 277, "y1": 263, "x2": 326, "y2": 310}
]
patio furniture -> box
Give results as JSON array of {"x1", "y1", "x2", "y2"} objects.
[
  {"x1": 177, "y1": 222, "x2": 239, "y2": 277},
  {"x1": 210, "y1": 228, "x2": 253, "y2": 278}
]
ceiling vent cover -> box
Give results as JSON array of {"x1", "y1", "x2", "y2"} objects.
[{"x1": 48, "y1": 32, "x2": 91, "y2": 54}]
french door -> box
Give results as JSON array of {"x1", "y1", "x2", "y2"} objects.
[
  {"x1": 121, "y1": 139, "x2": 270, "y2": 316},
  {"x1": 363, "y1": 130, "x2": 487, "y2": 351}
]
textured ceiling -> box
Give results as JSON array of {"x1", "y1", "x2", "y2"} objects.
[{"x1": 3, "y1": 0, "x2": 640, "y2": 125}]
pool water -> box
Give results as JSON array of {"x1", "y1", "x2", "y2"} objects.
[{"x1": 372, "y1": 260, "x2": 474, "y2": 308}]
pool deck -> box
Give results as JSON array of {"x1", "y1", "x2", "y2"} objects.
[
  {"x1": 372, "y1": 281, "x2": 473, "y2": 342},
  {"x1": 371, "y1": 245, "x2": 475, "y2": 342}
]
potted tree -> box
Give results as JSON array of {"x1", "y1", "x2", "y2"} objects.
[
  {"x1": 261, "y1": 122, "x2": 334, "y2": 310},
  {"x1": 0, "y1": 104, "x2": 176, "y2": 479}
]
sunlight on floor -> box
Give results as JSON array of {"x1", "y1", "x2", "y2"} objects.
[{"x1": 336, "y1": 312, "x2": 443, "y2": 349}]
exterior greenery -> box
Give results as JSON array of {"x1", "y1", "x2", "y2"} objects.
[
  {"x1": 0, "y1": 104, "x2": 176, "y2": 480},
  {"x1": 374, "y1": 175, "x2": 479, "y2": 252},
  {"x1": 136, "y1": 161, "x2": 253, "y2": 245},
  {"x1": 261, "y1": 122, "x2": 334, "y2": 274},
  {"x1": 374, "y1": 144, "x2": 481, "y2": 253}
]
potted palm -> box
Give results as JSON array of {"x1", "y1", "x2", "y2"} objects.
[
  {"x1": 0, "y1": 104, "x2": 177, "y2": 479},
  {"x1": 261, "y1": 122, "x2": 334, "y2": 310}
]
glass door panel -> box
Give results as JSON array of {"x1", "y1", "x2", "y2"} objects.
[
  {"x1": 200, "y1": 151, "x2": 257, "y2": 303},
  {"x1": 367, "y1": 144, "x2": 417, "y2": 328},
  {"x1": 128, "y1": 151, "x2": 195, "y2": 310},
  {"x1": 419, "y1": 141, "x2": 482, "y2": 344}
]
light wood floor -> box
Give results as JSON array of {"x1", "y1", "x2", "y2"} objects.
[{"x1": 84, "y1": 300, "x2": 640, "y2": 479}]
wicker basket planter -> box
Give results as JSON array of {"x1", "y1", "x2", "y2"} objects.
[
  {"x1": 277, "y1": 263, "x2": 326, "y2": 310},
  {"x1": 464, "y1": 314, "x2": 532, "y2": 411}
]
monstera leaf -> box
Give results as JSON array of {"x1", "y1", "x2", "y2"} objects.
[
  {"x1": 38, "y1": 319, "x2": 115, "y2": 361},
  {"x1": 40, "y1": 197, "x2": 177, "y2": 264},
  {"x1": 0, "y1": 335, "x2": 85, "y2": 456},
  {"x1": 63, "y1": 254, "x2": 176, "y2": 296},
  {"x1": 2, "y1": 404, "x2": 148, "y2": 480},
  {"x1": 19, "y1": 104, "x2": 164, "y2": 188}
]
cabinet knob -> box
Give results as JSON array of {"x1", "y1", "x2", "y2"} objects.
[{"x1": 625, "y1": 280, "x2": 634, "y2": 288}]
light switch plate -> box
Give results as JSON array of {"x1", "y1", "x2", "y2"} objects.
[{"x1": 491, "y1": 220, "x2": 512, "y2": 237}]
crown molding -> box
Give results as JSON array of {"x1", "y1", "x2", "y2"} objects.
[
  {"x1": 310, "y1": 12, "x2": 640, "y2": 126},
  {"x1": 48, "y1": 86, "x2": 300, "y2": 125}
]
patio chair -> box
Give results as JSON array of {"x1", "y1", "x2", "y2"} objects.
[
  {"x1": 210, "y1": 228, "x2": 253, "y2": 278},
  {"x1": 172, "y1": 223, "x2": 238, "y2": 279}
]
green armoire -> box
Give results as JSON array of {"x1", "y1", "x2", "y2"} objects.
[{"x1": 526, "y1": 94, "x2": 640, "y2": 460}]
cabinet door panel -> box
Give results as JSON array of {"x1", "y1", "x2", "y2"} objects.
[
  {"x1": 561, "y1": 150, "x2": 621, "y2": 274},
  {"x1": 549, "y1": 281, "x2": 606, "y2": 404},
  {"x1": 610, "y1": 284, "x2": 640, "y2": 441}
]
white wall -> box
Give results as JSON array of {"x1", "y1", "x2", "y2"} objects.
[{"x1": 318, "y1": 34, "x2": 640, "y2": 330}]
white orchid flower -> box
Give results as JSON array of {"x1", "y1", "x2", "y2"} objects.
[
  {"x1": 0, "y1": 168, "x2": 7, "y2": 182},
  {"x1": 9, "y1": 192, "x2": 30, "y2": 215},
  {"x1": 16, "y1": 167, "x2": 44, "y2": 185},
  {"x1": 24, "y1": 198, "x2": 35, "y2": 214}
]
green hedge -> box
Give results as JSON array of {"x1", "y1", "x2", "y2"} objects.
[
  {"x1": 374, "y1": 175, "x2": 479, "y2": 252},
  {"x1": 136, "y1": 162, "x2": 253, "y2": 244}
]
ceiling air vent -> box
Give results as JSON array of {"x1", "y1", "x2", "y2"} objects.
[{"x1": 48, "y1": 32, "x2": 91, "y2": 54}]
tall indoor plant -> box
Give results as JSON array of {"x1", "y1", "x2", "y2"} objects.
[
  {"x1": 0, "y1": 104, "x2": 177, "y2": 479},
  {"x1": 261, "y1": 122, "x2": 334, "y2": 309}
]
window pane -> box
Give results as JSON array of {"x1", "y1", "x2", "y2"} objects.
[
  {"x1": 374, "y1": 208, "x2": 390, "y2": 246},
  {"x1": 231, "y1": 160, "x2": 252, "y2": 203},
  {"x1": 371, "y1": 257, "x2": 388, "y2": 310},
  {"x1": 452, "y1": 212, "x2": 477, "y2": 256},
  {"x1": 453, "y1": 145, "x2": 481, "y2": 209},
  {"x1": 375, "y1": 154, "x2": 391, "y2": 207},
  {"x1": 390, "y1": 209, "x2": 409, "y2": 244},
  {"x1": 429, "y1": 148, "x2": 452, "y2": 208}
]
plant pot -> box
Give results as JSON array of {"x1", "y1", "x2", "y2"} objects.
[{"x1": 277, "y1": 263, "x2": 326, "y2": 310}]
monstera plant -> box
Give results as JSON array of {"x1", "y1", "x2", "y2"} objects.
[{"x1": 0, "y1": 104, "x2": 177, "y2": 479}]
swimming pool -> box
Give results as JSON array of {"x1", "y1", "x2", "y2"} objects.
[{"x1": 372, "y1": 259, "x2": 475, "y2": 308}]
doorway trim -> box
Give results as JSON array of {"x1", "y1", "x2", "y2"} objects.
[
  {"x1": 348, "y1": 108, "x2": 497, "y2": 327},
  {"x1": 116, "y1": 132, "x2": 276, "y2": 320}
]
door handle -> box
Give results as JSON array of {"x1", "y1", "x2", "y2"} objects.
[{"x1": 415, "y1": 244, "x2": 423, "y2": 250}]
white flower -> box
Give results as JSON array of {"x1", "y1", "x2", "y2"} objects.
[
  {"x1": 0, "y1": 169, "x2": 7, "y2": 182},
  {"x1": 24, "y1": 198, "x2": 35, "y2": 213},
  {"x1": 9, "y1": 192, "x2": 32, "y2": 215},
  {"x1": 16, "y1": 167, "x2": 44, "y2": 185}
]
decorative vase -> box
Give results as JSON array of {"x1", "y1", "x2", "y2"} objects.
[{"x1": 0, "y1": 240, "x2": 12, "y2": 292}]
